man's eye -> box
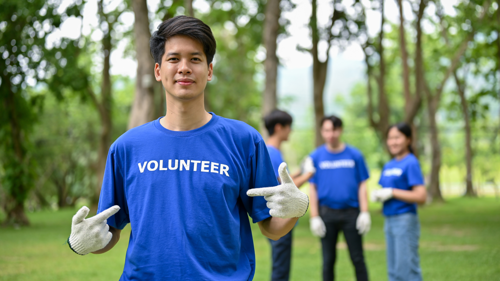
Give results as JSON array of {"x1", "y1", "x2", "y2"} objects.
[
  {"x1": 168, "y1": 58, "x2": 178, "y2": 61},
  {"x1": 192, "y1": 58, "x2": 201, "y2": 61}
]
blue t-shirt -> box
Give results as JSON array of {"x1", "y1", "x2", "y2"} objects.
[
  {"x1": 266, "y1": 145, "x2": 284, "y2": 180},
  {"x1": 378, "y1": 153, "x2": 424, "y2": 216},
  {"x1": 309, "y1": 145, "x2": 369, "y2": 209},
  {"x1": 97, "y1": 113, "x2": 277, "y2": 281}
]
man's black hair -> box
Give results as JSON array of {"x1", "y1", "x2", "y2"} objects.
[
  {"x1": 150, "y1": 16, "x2": 216, "y2": 66},
  {"x1": 320, "y1": 115, "x2": 343, "y2": 129},
  {"x1": 264, "y1": 109, "x2": 293, "y2": 136}
]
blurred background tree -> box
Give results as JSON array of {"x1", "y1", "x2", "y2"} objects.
[{"x1": 1, "y1": 0, "x2": 499, "y2": 225}]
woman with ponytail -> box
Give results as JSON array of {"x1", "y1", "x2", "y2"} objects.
[{"x1": 371, "y1": 123, "x2": 427, "y2": 281}]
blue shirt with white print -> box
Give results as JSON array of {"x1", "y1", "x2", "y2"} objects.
[
  {"x1": 97, "y1": 113, "x2": 277, "y2": 281},
  {"x1": 309, "y1": 145, "x2": 369, "y2": 209},
  {"x1": 378, "y1": 153, "x2": 424, "y2": 216}
]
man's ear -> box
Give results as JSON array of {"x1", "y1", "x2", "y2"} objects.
[
  {"x1": 207, "y1": 63, "x2": 213, "y2": 81},
  {"x1": 154, "y1": 63, "x2": 161, "y2": 81},
  {"x1": 274, "y1": 123, "x2": 283, "y2": 134}
]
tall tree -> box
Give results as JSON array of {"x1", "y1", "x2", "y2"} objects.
[
  {"x1": 302, "y1": 0, "x2": 366, "y2": 146},
  {"x1": 362, "y1": 0, "x2": 390, "y2": 143},
  {"x1": 88, "y1": 0, "x2": 127, "y2": 204},
  {"x1": 423, "y1": 0, "x2": 490, "y2": 202},
  {"x1": 0, "y1": 0, "x2": 85, "y2": 225},
  {"x1": 128, "y1": 0, "x2": 156, "y2": 129},
  {"x1": 185, "y1": 0, "x2": 194, "y2": 17},
  {"x1": 262, "y1": 0, "x2": 281, "y2": 120}
]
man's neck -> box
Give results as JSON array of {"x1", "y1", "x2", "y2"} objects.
[
  {"x1": 266, "y1": 135, "x2": 282, "y2": 150},
  {"x1": 326, "y1": 142, "x2": 344, "y2": 153},
  {"x1": 161, "y1": 92, "x2": 212, "y2": 131}
]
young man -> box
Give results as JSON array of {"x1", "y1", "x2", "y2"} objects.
[
  {"x1": 308, "y1": 115, "x2": 371, "y2": 281},
  {"x1": 67, "y1": 16, "x2": 309, "y2": 280},
  {"x1": 263, "y1": 109, "x2": 315, "y2": 281}
]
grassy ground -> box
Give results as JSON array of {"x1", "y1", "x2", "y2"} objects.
[{"x1": 0, "y1": 197, "x2": 499, "y2": 281}]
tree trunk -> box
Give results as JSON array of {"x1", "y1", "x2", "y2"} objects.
[
  {"x1": 128, "y1": 0, "x2": 156, "y2": 130},
  {"x1": 3, "y1": 201, "x2": 29, "y2": 227},
  {"x1": 185, "y1": 0, "x2": 194, "y2": 17},
  {"x1": 262, "y1": 0, "x2": 280, "y2": 121},
  {"x1": 2, "y1": 82, "x2": 30, "y2": 226},
  {"x1": 426, "y1": 96, "x2": 444, "y2": 202},
  {"x1": 364, "y1": 0, "x2": 389, "y2": 144},
  {"x1": 454, "y1": 72, "x2": 475, "y2": 196},
  {"x1": 396, "y1": 0, "x2": 412, "y2": 113},
  {"x1": 310, "y1": 0, "x2": 329, "y2": 147}
]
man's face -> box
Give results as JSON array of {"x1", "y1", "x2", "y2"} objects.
[
  {"x1": 320, "y1": 120, "x2": 342, "y2": 146},
  {"x1": 278, "y1": 124, "x2": 292, "y2": 141},
  {"x1": 154, "y1": 35, "x2": 213, "y2": 101}
]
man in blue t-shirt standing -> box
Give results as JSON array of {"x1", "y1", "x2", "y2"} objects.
[
  {"x1": 308, "y1": 115, "x2": 370, "y2": 281},
  {"x1": 263, "y1": 109, "x2": 316, "y2": 281},
  {"x1": 66, "y1": 16, "x2": 309, "y2": 281}
]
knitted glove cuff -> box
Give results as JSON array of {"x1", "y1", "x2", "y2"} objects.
[
  {"x1": 68, "y1": 235, "x2": 88, "y2": 255},
  {"x1": 297, "y1": 193, "x2": 310, "y2": 217}
]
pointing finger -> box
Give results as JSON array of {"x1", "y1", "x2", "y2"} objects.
[
  {"x1": 72, "y1": 206, "x2": 90, "y2": 224},
  {"x1": 247, "y1": 186, "x2": 278, "y2": 197},
  {"x1": 93, "y1": 205, "x2": 120, "y2": 222},
  {"x1": 278, "y1": 162, "x2": 293, "y2": 184}
]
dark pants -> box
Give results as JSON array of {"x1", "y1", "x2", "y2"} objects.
[
  {"x1": 267, "y1": 228, "x2": 293, "y2": 281},
  {"x1": 320, "y1": 206, "x2": 369, "y2": 281}
]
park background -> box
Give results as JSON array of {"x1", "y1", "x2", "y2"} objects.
[{"x1": 0, "y1": 0, "x2": 499, "y2": 280}]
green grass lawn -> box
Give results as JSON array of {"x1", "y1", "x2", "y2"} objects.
[{"x1": 1, "y1": 197, "x2": 499, "y2": 281}]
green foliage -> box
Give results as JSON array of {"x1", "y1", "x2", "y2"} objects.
[
  {"x1": 201, "y1": 0, "x2": 267, "y2": 128},
  {"x1": 0, "y1": 0, "x2": 87, "y2": 216}
]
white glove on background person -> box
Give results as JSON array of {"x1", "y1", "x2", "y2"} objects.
[
  {"x1": 302, "y1": 156, "x2": 316, "y2": 174},
  {"x1": 371, "y1": 188, "x2": 394, "y2": 203},
  {"x1": 356, "y1": 212, "x2": 371, "y2": 235},
  {"x1": 247, "y1": 162, "x2": 309, "y2": 218},
  {"x1": 68, "y1": 205, "x2": 120, "y2": 255},
  {"x1": 310, "y1": 216, "x2": 326, "y2": 238}
]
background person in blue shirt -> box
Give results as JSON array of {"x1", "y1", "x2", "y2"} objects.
[
  {"x1": 308, "y1": 115, "x2": 371, "y2": 281},
  {"x1": 371, "y1": 123, "x2": 427, "y2": 281},
  {"x1": 66, "y1": 16, "x2": 309, "y2": 281},
  {"x1": 263, "y1": 109, "x2": 316, "y2": 281}
]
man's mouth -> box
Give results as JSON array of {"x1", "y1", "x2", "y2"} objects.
[{"x1": 176, "y1": 78, "x2": 194, "y2": 86}]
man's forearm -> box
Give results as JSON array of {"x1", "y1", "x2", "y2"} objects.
[
  {"x1": 258, "y1": 217, "x2": 298, "y2": 241},
  {"x1": 92, "y1": 226, "x2": 121, "y2": 254},
  {"x1": 292, "y1": 172, "x2": 314, "y2": 188},
  {"x1": 358, "y1": 181, "x2": 368, "y2": 212},
  {"x1": 309, "y1": 183, "x2": 319, "y2": 217}
]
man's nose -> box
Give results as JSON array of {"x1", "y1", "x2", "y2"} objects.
[{"x1": 178, "y1": 59, "x2": 192, "y2": 74}]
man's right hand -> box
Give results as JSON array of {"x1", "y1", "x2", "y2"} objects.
[
  {"x1": 68, "y1": 205, "x2": 120, "y2": 255},
  {"x1": 310, "y1": 216, "x2": 326, "y2": 238}
]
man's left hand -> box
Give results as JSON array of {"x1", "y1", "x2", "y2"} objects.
[{"x1": 247, "y1": 162, "x2": 309, "y2": 218}]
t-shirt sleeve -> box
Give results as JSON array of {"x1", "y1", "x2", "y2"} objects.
[
  {"x1": 97, "y1": 145, "x2": 130, "y2": 230},
  {"x1": 268, "y1": 148, "x2": 284, "y2": 180},
  {"x1": 242, "y1": 140, "x2": 278, "y2": 223},
  {"x1": 407, "y1": 160, "x2": 424, "y2": 187},
  {"x1": 355, "y1": 152, "x2": 370, "y2": 183},
  {"x1": 308, "y1": 153, "x2": 317, "y2": 184}
]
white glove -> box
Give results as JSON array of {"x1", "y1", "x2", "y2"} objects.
[
  {"x1": 356, "y1": 212, "x2": 371, "y2": 235},
  {"x1": 68, "y1": 205, "x2": 120, "y2": 255},
  {"x1": 371, "y1": 188, "x2": 394, "y2": 203},
  {"x1": 302, "y1": 156, "x2": 316, "y2": 174},
  {"x1": 247, "y1": 162, "x2": 309, "y2": 218},
  {"x1": 310, "y1": 216, "x2": 326, "y2": 238}
]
